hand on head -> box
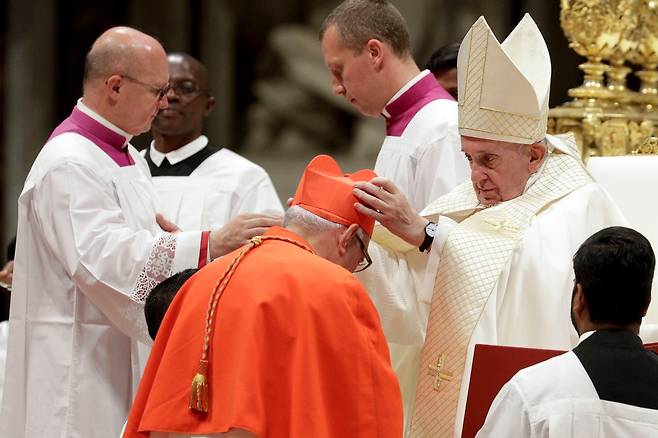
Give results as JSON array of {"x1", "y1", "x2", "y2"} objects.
[
  {"x1": 209, "y1": 213, "x2": 283, "y2": 260},
  {"x1": 353, "y1": 177, "x2": 427, "y2": 246}
]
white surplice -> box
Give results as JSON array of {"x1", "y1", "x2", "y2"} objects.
[
  {"x1": 144, "y1": 136, "x2": 283, "y2": 230},
  {"x1": 358, "y1": 135, "x2": 627, "y2": 437},
  {"x1": 476, "y1": 351, "x2": 658, "y2": 438},
  {"x1": 376, "y1": 70, "x2": 470, "y2": 213},
  {"x1": 373, "y1": 71, "x2": 470, "y2": 429},
  {"x1": 1, "y1": 105, "x2": 205, "y2": 438}
]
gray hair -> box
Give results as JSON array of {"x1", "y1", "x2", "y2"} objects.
[
  {"x1": 284, "y1": 205, "x2": 368, "y2": 241},
  {"x1": 319, "y1": 0, "x2": 411, "y2": 58}
]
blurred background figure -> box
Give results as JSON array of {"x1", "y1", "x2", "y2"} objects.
[{"x1": 424, "y1": 42, "x2": 460, "y2": 100}]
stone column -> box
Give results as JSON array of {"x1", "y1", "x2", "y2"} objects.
[
  {"x1": 2, "y1": 0, "x2": 57, "y2": 249},
  {"x1": 199, "y1": 0, "x2": 236, "y2": 147},
  {"x1": 129, "y1": 0, "x2": 191, "y2": 53}
]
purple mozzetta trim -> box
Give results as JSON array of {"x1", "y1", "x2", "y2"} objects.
[
  {"x1": 385, "y1": 74, "x2": 454, "y2": 137},
  {"x1": 48, "y1": 106, "x2": 134, "y2": 167}
]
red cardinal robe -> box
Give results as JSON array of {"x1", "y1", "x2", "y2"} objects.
[{"x1": 124, "y1": 226, "x2": 402, "y2": 438}]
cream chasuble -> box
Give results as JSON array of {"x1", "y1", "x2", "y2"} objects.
[
  {"x1": 408, "y1": 150, "x2": 592, "y2": 436},
  {"x1": 359, "y1": 136, "x2": 627, "y2": 437},
  {"x1": 358, "y1": 14, "x2": 628, "y2": 437}
]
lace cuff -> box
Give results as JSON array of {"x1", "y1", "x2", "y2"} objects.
[{"x1": 132, "y1": 233, "x2": 177, "y2": 303}]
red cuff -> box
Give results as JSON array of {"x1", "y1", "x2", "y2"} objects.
[{"x1": 198, "y1": 231, "x2": 211, "y2": 268}]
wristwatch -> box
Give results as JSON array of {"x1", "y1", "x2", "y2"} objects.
[{"x1": 419, "y1": 221, "x2": 437, "y2": 253}]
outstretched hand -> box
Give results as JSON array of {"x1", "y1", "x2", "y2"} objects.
[
  {"x1": 353, "y1": 177, "x2": 426, "y2": 247},
  {"x1": 209, "y1": 213, "x2": 284, "y2": 259},
  {"x1": 156, "y1": 213, "x2": 181, "y2": 233}
]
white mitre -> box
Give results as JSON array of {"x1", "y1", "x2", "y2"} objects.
[{"x1": 457, "y1": 13, "x2": 551, "y2": 144}]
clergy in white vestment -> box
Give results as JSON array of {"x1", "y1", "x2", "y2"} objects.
[
  {"x1": 320, "y1": 0, "x2": 470, "y2": 213},
  {"x1": 478, "y1": 226, "x2": 658, "y2": 437},
  {"x1": 142, "y1": 53, "x2": 283, "y2": 231},
  {"x1": 350, "y1": 14, "x2": 628, "y2": 437},
  {"x1": 320, "y1": 1, "x2": 470, "y2": 418},
  {"x1": 0, "y1": 27, "x2": 280, "y2": 438}
]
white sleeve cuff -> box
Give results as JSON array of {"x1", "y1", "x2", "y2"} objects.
[{"x1": 172, "y1": 231, "x2": 202, "y2": 273}]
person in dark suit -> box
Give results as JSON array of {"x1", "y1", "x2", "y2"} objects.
[{"x1": 477, "y1": 226, "x2": 658, "y2": 437}]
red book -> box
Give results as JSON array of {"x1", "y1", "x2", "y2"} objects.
[{"x1": 461, "y1": 342, "x2": 658, "y2": 438}]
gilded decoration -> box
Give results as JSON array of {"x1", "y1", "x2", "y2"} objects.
[
  {"x1": 549, "y1": 0, "x2": 658, "y2": 157},
  {"x1": 632, "y1": 135, "x2": 658, "y2": 153}
]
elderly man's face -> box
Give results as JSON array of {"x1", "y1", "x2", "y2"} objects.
[
  {"x1": 462, "y1": 136, "x2": 545, "y2": 206},
  {"x1": 119, "y1": 50, "x2": 169, "y2": 135},
  {"x1": 321, "y1": 25, "x2": 385, "y2": 117},
  {"x1": 152, "y1": 55, "x2": 213, "y2": 139}
]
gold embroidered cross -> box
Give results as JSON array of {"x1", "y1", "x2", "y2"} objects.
[
  {"x1": 483, "y1": 218, "x2": 520, "y2": 234},
  {"x1": 427, "y1": 353, "x2": 453, "y2": 391}
]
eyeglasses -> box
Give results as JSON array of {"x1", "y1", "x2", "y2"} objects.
[
  {"x1": 168, "y1": 80, "x2": 207, "y2": 97},
  {"x1": 354, "y1": 234, "x2": 372, "y2": 273},
  {"x1": 121, "y1": 75, "x2": 170, "y2": 100}
]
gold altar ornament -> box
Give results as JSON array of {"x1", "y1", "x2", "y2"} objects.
[{"x1": 549, "y1": 0, "x2": 658, "y2": 158}]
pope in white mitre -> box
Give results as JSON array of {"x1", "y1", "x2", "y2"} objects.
[{"x1": 352, "y1": 14, "x2": 628, "y2": 438}]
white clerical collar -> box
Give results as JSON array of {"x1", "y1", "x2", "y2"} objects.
[
  {"x1": 76, "y1": 98, "x2": 133, "y2": 147},
  {"x1": 577, "y1": 330, "x2": 596, "y2": 345},
  {"x1": 149, "y1": 135, "x2": 209, "y2": 166},
  {"x1": 381, "y1": 70, "x2": 431, "y2": 118}
]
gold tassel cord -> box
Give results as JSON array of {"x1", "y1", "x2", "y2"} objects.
[
  {"x1": 189, "y1": 235, "x2": 312, "y2": 413},
  {"x1": 190, "y1": 360, "x2": 209, "y2": 412}
]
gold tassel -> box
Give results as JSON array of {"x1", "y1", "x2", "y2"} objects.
[
  {"x1": 189, "y1": 360, "x2": 209, "y2": 412},
  {"x1": 187, "y1": 236, "x2": 308, "y2": 415}
]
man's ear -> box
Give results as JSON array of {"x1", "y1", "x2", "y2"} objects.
[
  {"x1": 337, "y1": 224, "x2": 359, "y2": 256},
  {"x1": 366, "y1": 39, "x2": 384, "y2": 71},
  {"x1": 204, "y1": 96, "x2": 216, "y2": 117},
  {"x1": 572, "y1": 283, "x2": 587, "y2": 320},
  {"x1": 528, "y1": 141, "x2": 547, "y2": 173},
  {"x1": 105, "y1": 75, "x2": 122, "y2": 98}
]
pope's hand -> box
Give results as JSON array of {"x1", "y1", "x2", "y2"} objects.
[
  {"x1": 353, "y1": 177, "x2": 427, "y2": 247},
  {"x1": 209, "y1": 213, "x2": 283, "y2": 260}
]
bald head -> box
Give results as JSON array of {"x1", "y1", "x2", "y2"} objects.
[
  {"x1": 81, "y1": 26, "x2": 169, "y2": 136},
  {"x1": 83, "y1": 26, "x2": 167, "y2": 91},
  {"x1": 167, "y1": 53, "x2": 209, "y2": 91}
]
